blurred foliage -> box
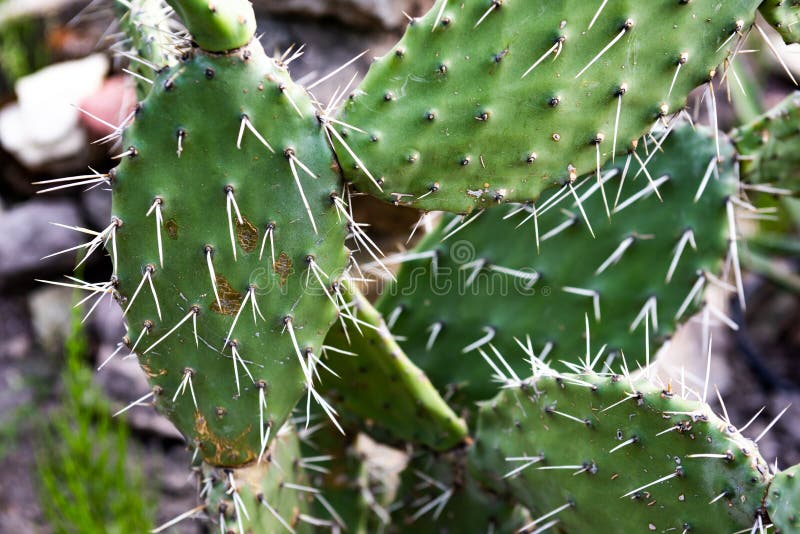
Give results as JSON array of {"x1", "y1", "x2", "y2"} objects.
[
  {"x1": 35, "y1": 289, "x2": 154, "y2": 533},
  {"x1": 0, "y1": 15, "x2": 50, "y2": 95}
]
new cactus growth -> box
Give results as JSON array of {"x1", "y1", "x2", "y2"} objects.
[
  {"x1": 114, "y1": 0, "x2": 177, "y2": 99},
  {"x1": 337, "y1": 0, "x2": 760, "y2": 212},
  {"x1": 35, "y1": 0, "x2": 800, "y2": 531},
  {"x1": 767, "y1": 463, "x2": 800, "y2": 533},
  {"x1": 378, "y1": 125, "x2": 736, "y2": 403},
  {"x1": 164, "y1": 0, "x2": 256, "y2": 52}
]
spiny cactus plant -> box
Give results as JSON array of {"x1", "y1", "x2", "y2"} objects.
[
  {"x1": 36, "y1": 0, "x2": 800, "y2": 531},
  {"x1": 337, "y1": 0, "x2": 760, "y2": 212},
  {"x1": 768, "y1": 463, "x2": 800, "y2": 533},
  {"x1": 377, "y1": 124, "x2": 737, "y2": 405},
  {"x1": 471, "y1": 369, "x2": 774, "y2": 532},
  {"x1": 760, "y1": 1, "x2": 800, "y2": 43},
  {"x1": 201, "y1": 425, "x2": 312, "y2": 533},
  {"x1": 322, "y1": 285, "x2": 468, "y2": 450}
]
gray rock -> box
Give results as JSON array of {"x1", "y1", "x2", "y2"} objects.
[
  {"x1": 255, "y1": 0, "x2": 433, "y2": 30},
  {"x1": 0, "y1": 199, "x2": 85, "y2": 288},
  {"x1": 151, "y1": 445, "x2": 203, "y2": 534}
]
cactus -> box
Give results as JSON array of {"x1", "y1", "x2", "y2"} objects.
[
  {"x1": 761, "y1": 1, "x2": 800, "y2": 44},
  {"x1": 301, "y1": 420, "x2": 392, "y2": 532},
  {"x1": 114, "y1": 0, "x2": 177, "y2": 99},
  {"x1": 201, "y1": 424, "x2": 314, "y2": 533},
  {"x1": 391, "y1": 448, "x2": 531, "y2": 532},
  {"x1": 36, "y1": 0, "x2": 800, "y2": 531},
  {"x1": 733, "y1": 90, "x2": 800, "y2": 193},
  {"x1": 470, "y1": 369, "x2": 773, "y2": 532},
  {"x1": 164, "y1": 0, "x2": 255, "y2": 52},
  {"x1": 767, "y1": 463, "x2": 800, "y2": 533},
  {"x1": 377, "y1": 124, "x2": 736, "y2": 404},
  {"x1": 109, "y1": 0, "x2": 350, "y2": 466},
  {"x1": 322, "y1": 285, "x2": 468, "y2": 450},
  {"x1": 335, "y1": 0, "x2": 760, "y2": 212}
]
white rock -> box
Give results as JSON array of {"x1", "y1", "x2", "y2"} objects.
[{"x1": 0, "y1": 54, "x2": 108, "y2": 169}]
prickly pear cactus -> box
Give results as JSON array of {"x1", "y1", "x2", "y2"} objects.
[
  {"x1": 471, "y1": 371, "x2": 773, "y2": 533},
  {"x1": 336, "y1": 0, "x2": 759, "y2": 212},
  {"x1": 51, "y1": 1, "x2": 800, "y2": 532},
  {"x1": 391, "y1": 449, "x2": 531, "y2": 532},
  {"x1": 322, "y1": 286, "x2": 467, "y2": 450},
  {"x1": 110, "y1": 4, "x2": 349, "y2": 465},
  {"x1": 733, "y1": 90, "x2": 800, "y2": 192},
  {"x1": 166, "y1": 0, "x2": 255, "y2": 52},
  {"x1": 378, "y1": 125, "x2": 736, "y2": 403},
  {"x1": 202, "y1": 425, "x2": 312, "y2": 533},
  {"x1": 301, "y1": 422, "x2": 390, "y2": 533},
  {"x1": 114, "y1": 0, "x2": 177, "y2": 99},
  {"x1": 761, "y1": 0, "x2": 800, "y2": 44},
  {"x1": 767, "y1": 463, "x2": 800, "y2": 534}
]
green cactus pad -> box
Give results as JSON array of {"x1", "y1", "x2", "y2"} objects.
[
  {"x1": 470, "y1": 372, "x2": 772, "y2": 533},
  {"x1": 390, "y1": 449, "x2": 530, "y2": 532},
  {"x1": 302, "y1": 423, "x2": 387, "y2": 533},
  {"x1": 165, "y1": 0, "x2": 256, "y2": 52},
  {"x1": 761, "y1": 1, "x2": 800, "y2": 44},
  {"x1": 335, "y1": 0, "x2": 758, "y2": 213},
  {"x1": 203, "y1": 426, "x2": 312, "y2": 533},
  {"x1": 767, "y1": 463, "x2": 800, "y2": 533},
  {"x1": 111, "y1": 41, "x2": 348, "y2": 466},
  {"x1": 733, "y1": 90, "x2": 800, "y2": 193},
  {"x1": 377, "y1": 125, "x2": 736, "y2": 404},
  {"x1": 323, "y1": 285, "x2": 468, "y2": 451}
]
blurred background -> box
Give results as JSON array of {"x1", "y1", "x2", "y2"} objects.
[{"x1": 0, "y1": 1, "x2": 798, "y2": 531}]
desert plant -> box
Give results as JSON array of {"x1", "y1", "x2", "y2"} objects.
[{"x1": 37, "y1": 0, "x2": 800, "y2": 532}]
